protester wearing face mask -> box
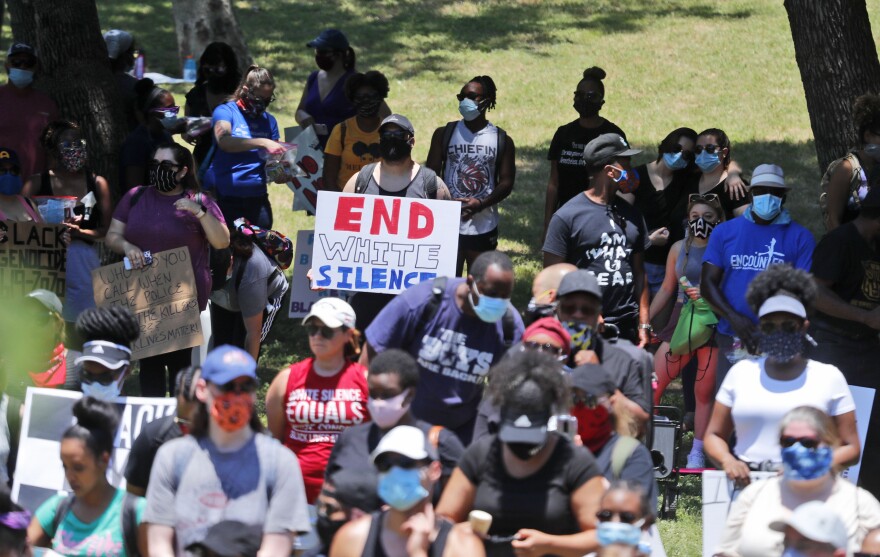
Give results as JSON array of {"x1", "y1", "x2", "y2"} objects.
[
  {"x1": 702, "y1": 164, "x2": 815, "y2": 393},
  {"x1": 266, "y1": 298, "x2": 369, "y2": 503},
  {"x1": 543, "y1": 66, "x2": 626, "y2": 240},
  {"x1": 0, "y1": 147, "x2": 42, "y2": 222},
  {"x1": 714, "y1": 407, "x2": 880, "y2": 557},
  {"x1": 436, "y1": 350, "x2": 605, "y2": 557},
  {"x1": 70, "y1": 306, "x2": 139, "y2": 400},
  {"x1": 144, "y1": 345, "x2": 311, "y2": 555},
  {"x1": 594, "y1": 481, "x2": 654, "y2": 556},
  {"x1": 106, "y1": 143, "x2": 229, "y2": 396},
  {"x1": 426, "y1": 75, "x2": 516, "y2": 277},
  {"x1": 306, "y1": 471, "x2": 381, "y2": 557},
  {"x1": 330, "y1": 426, "x2": 484, "y2": 557},
  {"x1": 325, "y1": 350, "x2": 464, "y2": 511},
  {"x1": 704, "y1": 265, "x2": 860, "y2": 487},
  {"x1": 31, "y1": 120, "x2": 113, "y2": 326},
  {"x1": 0, "y1": 43, "x2": 59, "y2": 186},
  {"x1": 323, "y1": 71, "x2": 391, "y2": 192},
  {"x1": 680, "y1": 128, "x2": 749, "y2": 221},
  {"x1": 773, "y1": 502, "x2": 849, "y2": 557},
  {"x1": 184, "y1": 42, "x2": 242, "y2": 167},
  {"x1": 544, "y1": 133, "x2": 651, "y2": 347},
  {"x1": 362, "y1": 251, "x2": 524, "y2": 445},
  {"x1": 523, "y1": 263, "x2": 577, "y2": 326},
  {"x1": 822, "y1": 94, "x2": 880, "y2": 231},
  {"x1": 649, "y1": 197, "x2": 724, "y2": 468}
]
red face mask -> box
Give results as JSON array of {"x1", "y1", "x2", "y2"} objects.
[
  {"x1": 211, "y1": 392, "x2": 254, "y2": 432},
  {"x1": 571, "y1": 403, "x2": 613, "y2": 453}
]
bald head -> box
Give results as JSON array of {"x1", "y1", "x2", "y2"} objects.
[
  {"x1": 533, "y1": 263, "x2": 578, "y2": 304},
  {"x1": 862, "y1": 528, "x2": 880, "y2": 553}
]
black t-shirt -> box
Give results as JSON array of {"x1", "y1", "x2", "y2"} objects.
[
  {"x1": 123, "y1": 415, "x2": 183, "y2": 490},
  {"x1": 543, "y1": 193, "x2": 649, "y2": 324},
  {"x1": 324, "y1": 418, "x2": 465, "y2": 510},
  {"x1": 677, "y1": 172, "x2": 749, "y2": 222},
  {"x1": 547, "y1": 119, "x2": 626, "y2": 209},
  {"x1": 631, "y1": 163, "x2": 693, "y2": 266},
  {"x1": 458, "y1": 434, "x2": 600, "y2": 556},
  {"x1": 811, "y1": 222, "x2": 880, "y2": 339}
]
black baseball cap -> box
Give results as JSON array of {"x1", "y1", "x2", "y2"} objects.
[
  {"x1": 583, "y1": 133, "x2": 641, "y2": 168},
  {"x1": 306, "y1": 29, "x2": 349, "y2": 50},
  {"x1": 379, "y1": 114, "x2": 415, "y2": 136},
  {"x1": 569, "y1": 364, "x2": 616, "y2": 396},
  {"x1": 557, "y1": 270, "x2": 603, "y2": 300},
  {"x1": 498, "y1": 381, "x2": 551, "y2": 445},
  {"x1": 6, "y1": 43, "x2": 36, "y2": 60},
  {"x1": 0, "y1": 147, "x2": 21, "y2": 168}
]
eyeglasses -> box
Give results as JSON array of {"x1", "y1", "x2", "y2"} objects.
[
  {"x1": 694, "y1": 144, "x2": 723, "y2": 154},
  {"x1": 668, "y1": 144, "x2": 695, "y2": 161},
  {"x1": 81, "y1": 368, "x2": 125, "y2": 386},
  {"x1": 759, "y1": 321, "x2": 802, "y2": 335},
  {"x1": 374, "y1": 454, "x2": 427, "y2": 473},
  {"x1": 456, "y1": 91, "x2": 482, "y2": 102},
  {"x1": 780, "y1": 436, "x2": 820, "y2": 449},
  {"x1": 688, "y1": 193, "x2": 720, "y2": 204},
  {"x1": 247, "y1": 92, "x2": 276, "y2": 105},
  {"x1": 215, "y1": 379, "x2": 258, "y2": 394},
  {"x1": 596, "y1": 510, "x2": 640, "y2": 524},
  {"x1": 149, "y1": 105, "x2": 180, "y2": 116},
  {"x1": 305, "y1": 324, "x2": 338, "y2": 339},
  {"x1": 8, "y1": 58, "x2": 35, "y2": 69},
  {"x1": 521, "y1": 340, "x2": 564, "y2": 358},
  {"x1": 149, "y1": 160, "x2": 180, "y2": 172},
  {"x1": 60, "y1": 139, "x2": 86, "y2": 150}
]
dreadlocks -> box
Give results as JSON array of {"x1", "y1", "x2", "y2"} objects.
[{"x1": 468, "y1": 75, "x2": 497, "y2": 112}]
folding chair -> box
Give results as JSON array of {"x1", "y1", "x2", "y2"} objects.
[{"x1": 651, "y1": 405, "x2": 683, "y2": 519}]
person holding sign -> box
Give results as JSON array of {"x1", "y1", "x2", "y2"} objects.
[
  {"x1": 144, "y1": 345, "x2": 310, "y2": 556},
  {"x1": 27, "y1": 396, "x2": 147, "y2": 557},
  {"x1": 266, "y1": 298, "x2": 369, "y2": 503},
  {"x1": 106, "y1": 143, "x2": 229, "y2": 397},
  {"x1": 0, "y1": 147, "x2": 41, "y2": 222}
]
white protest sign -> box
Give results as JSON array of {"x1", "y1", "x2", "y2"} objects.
[
  {"x1": 312, "y1": 191, "x2": 459, "y2": 294},
  {"x1": 284, "y1": 126, "x2": 321, "y2": 214},
  {"x1": 841, "y1": 384, "x2": 874, "y2": 484},
  {"x1": 12, "y1": 388, "x2": 176, "y2": 512},
  {"x1": 288, "y1": 230, "x2": 345, "y2": 318},
  {"x1": 702, "y1": 470, "x2": 777, "y2": 557}
]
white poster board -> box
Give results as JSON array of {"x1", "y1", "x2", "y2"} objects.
[
  {"x1": 288, "y1": 230, "x2": 345, "y2": 318},
  {"x1": 12, "y1": 388, "x2": 177, "y2": 512},
  {"x1": 841, "y1": 385, "x2": 875, "y2": 484},
  {"x1": 702, "y1": 470, "x2": 777, "y2": 557},
  {"x1": 312, "y1": 192, "x2": 459, "y2": 294},
  {"x1": 284, "y1": 126, "x2": 321, "y2": 214}
]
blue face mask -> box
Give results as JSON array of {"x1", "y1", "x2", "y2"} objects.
[
  {"x1": 781, "y1": 549, "x2": 807, "y2": 557},
  {"x1": 470, "y1": 283, "x2": 510, "y2": 323},
  {"x1": 562, "y1": 321, "x2": 593, "y2": 352},
  {"x1": 597, "y1": 521, "x2": 643, "y2": 547},
  {"x1": 752, "y1": 193, "x2": 783, "y2": 221},
  {"x1": 8, "y1": 68, "x2": 34, "y2": 88},
  {"x1": 0, "y1": 174, "x2": 23, "y2": 195},
  {"x1": 695, "y1": 150, "x2": 721, "y2": 172},
  {"x1": 81, "y1": 375, "x2": 124, "y2": 402},
  {"x1": 781, "y1": 442, "x2": 833, "y2": 481},
  {"x1": 458, "y1": 98, "x2": 482, "y2": 122},
  {"x1": 377, "y1": 466, "x2": 429, "y2": 511},
  {"x1": 663, "y1": 152, "x2": 688, "y2": 171}
]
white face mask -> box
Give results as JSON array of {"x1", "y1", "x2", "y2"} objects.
[
  {"x1": 367, "y1": 389, "x2": 411, "y2": 429},
  {"x1": 81, "y1": 375, "x2": 123, "y2": 401}
]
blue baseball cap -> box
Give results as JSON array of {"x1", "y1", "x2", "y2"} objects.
[
  {"x1": 306, "y1": 29, "x2": 349, "y2": 50},
  {"x1": 202, "y1": 345, "x2": 257, "y2": 385}
]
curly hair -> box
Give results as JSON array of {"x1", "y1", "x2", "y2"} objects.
[
  {"x1": 39, "y1": 120, "x2": 82, "y2": 152},
  {"x1": 75, "y1": 306, "x2": 140, "y2": 347},
  {"x1": 579, "y1": 66, "x2": 607, "y2": 97},
  {"x1": 853, "y1": 94, "x2": 880, "y2": 144},
  {"x1": 344, "y1": 70, "x2": 390, "y2": 101},
  {"x1": 745, "y1": 264, "x2": 817, "y2": 315},
  {"x1": 486, "y1": 349, "x2": 569, "y2": 413}
]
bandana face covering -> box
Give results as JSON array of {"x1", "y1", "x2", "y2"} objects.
[
  {"x1": 211, "y1": 391, "x2": 254, "y2": 432},
  {"x1": 687, "y1": 217, "x2": 716, "y2": 239}
]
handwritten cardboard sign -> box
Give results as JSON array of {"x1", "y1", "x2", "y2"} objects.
[
  {"x1": 91, "y1": 247, "x2": 203, "y2": 359},
  {"x1": 312, "y1": 192, "x2": 459, "y2": 295},
  {"x1": 0, "y1": 220, "x2": 66, "y2": 299},
  {"x1": 288, "y1": 230, "x2": 345, "y2": 318}
]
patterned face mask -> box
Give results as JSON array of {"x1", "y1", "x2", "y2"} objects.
[
  {"x1": 758, "y1": 331, "x2": 804, "y2": 362},
  {"x1": 60, "y1": 146, "x2": 87, "y2": 172},
  {"x1": 687, "y1": 217, "x2": 716, "y2": 239}
]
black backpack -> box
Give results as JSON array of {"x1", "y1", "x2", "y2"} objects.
[{"x1": 51, "y1": 492, "x2": 140, "y2": 556}]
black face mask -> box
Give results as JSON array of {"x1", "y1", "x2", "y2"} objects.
[
  {"x1": 506, "y1": 441, "x2": 544, "y2": 461},
  {"x1": 150, "y1": 165, "x2": 178, "y2": 192},
  {"x1": 239, "y1": 93, "x2": 267, "y2": 117},
  {"x1": 379, "y1": 136, "x2": 412, "y2": 162},
  {"x1": 573, "y1": 98, "x2": 604, "y2": 118},
  {"x1": 316, "y1": 514, "x2": 347, "y2": 550},
  {"x1": 315, "y1": 53, "x2": 335, "y2": 71},
  {"x1": 355, "y1": 97, "x2": 382, "y2": 118}
]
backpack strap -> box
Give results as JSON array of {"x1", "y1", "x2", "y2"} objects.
[
  {"x1": 403, "y1": 276, "x2": 447, "y2": 348},
  {"x1": 425, "y1": 175, "x2": 438, "y2": 200},
  {"x1": 121, "y1": 492, "x2": 140, "y2": 557},
  {"x1": 129, "y1": 185, "x2": 149, "y2": 209},
  {"x1": 355, "y1": 163, "x2": 378, "y2": 194},
  {"x1": 494, "y1": 126, "x2": 507, "y2": 181},
  {"x1": 50, "y1": 494, "x2": 76, "y2": 538},
  {"x1": 501, "y1": 306, "x2": 515, "y2": 348},
  {"x1": 611, "y1": 436, "x2": 641, "y2": 479},
  {"x1": 438, "y1": 121, "x2": 458, "y2": 178}
]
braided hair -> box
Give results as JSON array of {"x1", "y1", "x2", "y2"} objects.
[
  {"x1": 468, "y1": 75, "x2": 497, "y2": 112},
  {"x1": 75, "y1": 306, "x2": 140, "y2": 347}
]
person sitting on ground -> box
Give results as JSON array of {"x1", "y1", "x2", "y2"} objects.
[
  {"x1": 714, "y1": 406, "x2": 880, "y2": 557},
  {"x1": 325, "y1": 349, "x2": 464, "y2": 508},
  {"x1": 595, "y1": 480, "x2": 655, "y2": 555},
  {"x1": 771, "y1": 501, "x2": 848, "y2": 557},
  {"x1": 329, "y1": 425, "x2": 485, "y2": 557},
  {"x1": 27, "y1": 397, "x2": 147, "y2": 556},
  {"x1": 436, "y1": 350, "x2": 606, "y2": 557},
  {"x1": 704, "y1": 265, "x2": 860, "y2": 484},
  {"x1": 523, "y1": 262, "x2": 578, "y2": 326},
  {"x1": 125, "y1": 366, "x2": 201, "y2": 496},
  {"x1": 144, "y1": 345, "x2": 311, "y2": 555},
  {"x1": 305, "y1": 470, "x2": 382, "y2": 557}
]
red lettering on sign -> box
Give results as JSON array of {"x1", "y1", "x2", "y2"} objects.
[
  {"x1": 334, "y1": 196, "x2": 365, "y2": 232},
  {"x1": 408, "y1": 202, "x2": 434, "y2": 239},
  {"x1": 370, "y1": 198, "x2": 400, "y2": 235}
]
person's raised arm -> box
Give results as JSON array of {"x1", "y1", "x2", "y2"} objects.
[
  {"x1": 704, "y1": 401, "x2": 750, "y2": 485},
  {"x1": 265, "y1": 368, "x2": 290, "y2": 441},
  {"x1": 701, "y1": 262, "x2": 757, "y2": 351}
]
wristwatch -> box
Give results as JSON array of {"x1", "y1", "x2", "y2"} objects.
[{"x1": 638, "y1": 323, "x2": 653, "y2": 332}]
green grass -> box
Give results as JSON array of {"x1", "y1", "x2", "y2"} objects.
[{"x1": 6, "y1": 1, "x2": 880, "y2": 554}]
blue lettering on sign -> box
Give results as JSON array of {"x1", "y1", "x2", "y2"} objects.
[
  {"x1": 337, "y1": 267, "x2": 353, "y2": 288},
  {"x1": 316, "y1": 265, "x2": 331, "y2": 287},
  {"x1": 389, "y1": 269, "x2": 404, "y2": 290},
  {"x1": 354, "y1": 267, "x2": 370, "y2": 289},
  {"x1": 372, "y1": 268, "x2": 388, "y2": 289}
]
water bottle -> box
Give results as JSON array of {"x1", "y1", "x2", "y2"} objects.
[
  {"x1": 134, "y1": 50, "x2": 145, "y2": 79},
  {"x1": 183, "y1": 55, "x2": 197, "y2": 82}
]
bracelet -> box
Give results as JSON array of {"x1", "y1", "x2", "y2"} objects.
[
  {"x1": 638, "y1": 323, "x2": 653, "y2": 331},
  {"x1": 195, "y1": 208, "x2": 206, "y2": 219}
]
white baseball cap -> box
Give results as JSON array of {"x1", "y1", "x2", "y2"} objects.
[
  {"x1": 302, "y1": 297, "x2": 356, "y2": 329},
  {"x1": 370, "y1": 425, "x2": 437, "y2": 463},
  {"x1": 770, "y1": 501, "x2": 848, "y2": 550}
]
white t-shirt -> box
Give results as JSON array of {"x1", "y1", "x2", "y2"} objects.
[
  {"x1": 443, "y1": 120, "x2": 500, "y2": 235},
  {"x1": 716, "y1": 358, "x2": 856, "y2": 463}
]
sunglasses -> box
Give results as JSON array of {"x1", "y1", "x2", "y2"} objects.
[
  {"x1": 374, "y1": 454, "x2": 427, "y2": 473},
  {"x1": 60, "y1": 139, "x2": 87, "y2": 150},
  {"x1": 380, "y1": 130, "x2": 409, "y2": 141},
  {"x1": 81, "y1": 368, "x2": 124, "y2": 386},
  {"x1": 149, "y1": 160, "x2": 180, "y2": 172},
  {"x1": 668, "y1": 144, "x2": 695, "y2": 161},
  {"x1": 596, "y1": 510, "x2": 640, "y2": 524},
  {"x1": 305, "y1": 323, "x2": 339, "y2": 339},
  {"x1": 759, "y1": 321, "x2": 802, "y2": 335},
  {"x1": 521, "y1": 340, "x2": 564, "y2": 358},
  {"x1": 247, "y1": 92, "x2": 276, "y2": 105},
  {"x1": 8, "y1": 58, "x2": 35, "y2": 69},
  {"x1": 780, "y1": 436, "x2": 820, "y2": 449},
  {"x1": 456, "y1": 91, "x2": 482, "y2": 101},
  {"x1": 149, "y1": 105, "x2": 180, "y2": 116},
  {"x1": 694, "y1": 144, "x2": 723, "y2": 155},
  {"x1": 689, "y1": 193, "x2": 720, "y2": 204}
]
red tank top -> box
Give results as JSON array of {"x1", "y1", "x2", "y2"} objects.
[{"x1": 282, "y1": 358, "x2": 370, "y2": 503}]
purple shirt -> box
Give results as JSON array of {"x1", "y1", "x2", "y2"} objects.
[
  {"x1": 113, "y1": 186, "x2": 226, "y2": 310},
  {"x1": 302, "y1": 70, "x2": 356, "y2": 148}
]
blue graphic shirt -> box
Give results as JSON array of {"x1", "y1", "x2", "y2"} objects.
[
  {"x1": 203, "y1": 101, "x2": 279, "y2": 198},
  {"x1": 703, "y1": 216, "x2": 815, "y2": 336}
]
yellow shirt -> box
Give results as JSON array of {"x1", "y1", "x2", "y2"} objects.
[{"x1": 325, "y1": 117, "x2": 381, "y2": 186}]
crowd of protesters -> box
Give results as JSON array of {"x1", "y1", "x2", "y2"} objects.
[{"x1": 0, "y1": 24, "x2": 880, "y2": 557}]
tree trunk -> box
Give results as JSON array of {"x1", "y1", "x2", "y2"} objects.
[
  {"x1": 784, "y1": 0, "x2": 880, "y2": 172},
  {"x1": 6, "y1": 0, "x2": 36, "y2": 46},
  {"x1": 30, "y1": 0, "x2": 127, "y2": 194},
  {"x1": 171, "y1": 0, "x2": 252, "y2": 74}
]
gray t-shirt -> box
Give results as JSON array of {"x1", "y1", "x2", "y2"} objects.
[
  {"x1": 143, "y1": 433, "x2": 310, "y2": 555},
  {"x1": 212, "y1": 248, "x2": 287, "y2": 317}
]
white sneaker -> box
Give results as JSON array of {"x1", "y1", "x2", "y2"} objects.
[{"x1": 686, "y1": 452, "x2": 705, "y2": 469}]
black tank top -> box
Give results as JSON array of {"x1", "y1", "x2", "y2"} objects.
[
  {"x1": 38, "y1": 171, "x2": 103, "y2": 231},
  {"x1": 361, "y1": 510, "x2": 453, "y2": 557}
]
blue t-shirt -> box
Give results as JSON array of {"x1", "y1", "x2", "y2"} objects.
[
  {"x1": 702, "y1": 216, "x2": 815, "y2": 335},
  {"x1": 204, "y1": 101, "x2": 280, "y2": 198},
  {"x1": 365, "y1": 278, "x2": 524, "y2": 430}
]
